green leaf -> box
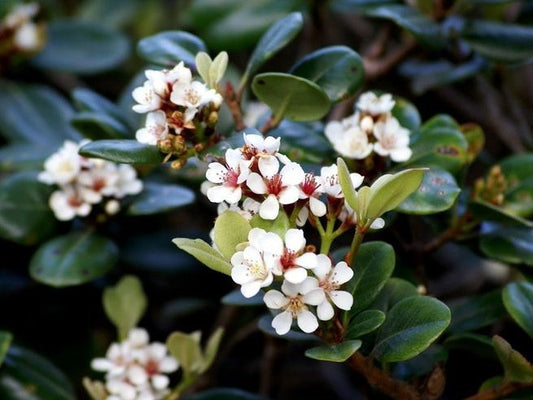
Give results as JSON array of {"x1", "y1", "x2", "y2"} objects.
[
  {"x1": 257, "y1": 314, "x2": 320, "y2": 342},
  {"x1": 0, "y1": 81, "x2": 80, "y2": 146},
  {"x1": 195, "y1": 52, "x2": 212, "y2": 85},
  {"x1": 221, "y1": 289, "x2": 264, "y2": 306},
  {"x1": 480, "y1": 225, "x2": 533, "y2": 266},
  {"x1": 126, "y1": 182, "x2": 195, "y2": 215},
  {"x1": 366, "y1": 168, "x2": 426, "y2": 220},
  {"x1": 460, "y1": 20, "x2": 533, "y2": 63},
  {"x1": 370, "y1": 278, "x2": 420, "y2": 313},
  {"x1": 444, "y1": 333, "x2": 495, "y2": 359},
  {"x1": 337, "y1": 157, "x2": 359, "y2": 213},
  {"x1": 290, "y1": 45, "x2": 364, "y2": 103},
  {"x1": 243, "y1": 12, "x2": 303, "y2": 83},
  {"x1": 0, "y1": 144, "x2": 53, "y2": 172},
  {"x1": 448, "y1": 290, "x2": 506, "y2": 333},
  {"x1": 0, "y1": 332, "x2": 12, "y2": 367},
  {"x1": 71, "y1": 87, "x2": 132, "y2": 127},
  {"x1": 172, "y1": 238, "x2": 232, "y2": 275},
  {"x1": 396, "y1": 168, "x2": 461, "y2": 215},
  {"x1": 347, "y1": 241, "x2": 395, "y2": 315},
  {"x1": 493, "y1": 336, "x2": 533, "y2": 383},
  {"x1": 137, "y1": 30, "x2": 207, "y2": 67},
  {"x1": 305, "y1": 340, "x2": 362, "y2": 362},
  {"x1": 391, "y1": 97, "x2": 421, "y2": 132},
  {"x1": 184, "y1": 388, "x2": 268, "y2": 400},
  {"x1": 167, "y1": 331, "x2": 203, "y2": 374},
  {"x1": 500, "y1": 153, "x2": 533, "y2": 185},
  {"x1": 345, "y1": 310, "x2": 386, "y2": 339},
  {"x1": 392, "y1": 345, "x2": 448, "y2": 381},
  {"x1": 470, "y1": 200, "x2": 533, "y2": 228},
  {"x1": 201, "y1": 328, "x2": 224, "y2": 373},
  {"x1": 371, "y1": 296, "x2": 451, "y2": 363},
  {"x1": 251, "y1": 73, "x2": 330, "y2": 122},
  {"x1": 31, "y1": 20, "x2": 130, "y2": 74},
  {"x1": 250, "y1": 211, "x2": 289, "y2": 238},
  {"x1": 71, "y1": 112, "x2": 131, "y2": 140},
  {"x1": 213, "y1": 211, "x2": 252, "y2": 260},
  {"x1": 209, "y1": 51, "x2": 229, "y2": 87},
  {"x1": 0, "y1": 345, "x2": 76, "y2": 400},
  {"x1": 505, "y1": 181, "x2": 533, "y2": 218},
  {"x1": 0, "y1": 171, "x2": 57, "y2": 245},
  {"x1": 79, "y1": 140, "x2": 166, "y2": 164},
  {"x1": 30, "y1": 230, "x2": 119, "y2": 287},
  {"x1": 461, "y1": 123, "x2": 485, "y2": 164},
  {"x1": 103, "y1": 275, "x2": 147, "y2": 341},
  {"x1": 502, "y1": 282, "x2": 533, "y2": 339}
]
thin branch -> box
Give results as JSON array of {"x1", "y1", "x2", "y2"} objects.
[
  {"x1": 223, "y1": 81, "x2": 246, "y2": 131},
  {"x1": 364, "y1": 36, "x2": 417, "y2": 81}
]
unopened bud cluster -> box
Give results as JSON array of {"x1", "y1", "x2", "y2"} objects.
[
  {"x1": 325, "y1": 91, "x2": 412, "y2": 162},
  {"x1": 474, "y1": 165, "x2": 508, "y2": 206},
  {"x1": 38, "y1": 140, "x2": 143, "y2": 221}
]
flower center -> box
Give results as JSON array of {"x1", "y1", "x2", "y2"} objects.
[
  {"x1": 280, "y1": 250, "x2": 297, "y2": 271},
  {"x1": 286, "y1": 297, "x2": 306, "y2": 317},
  {"x1": 266, "y1": 174, "x2": 283, "y2": 195},
  {"x1": 67, "y1": 193, "x2": 83, "y2": 208},
  {"x1": 301, "y1": 174, "x2": 319, "y2": 196},
  {"x1": 145, "y1": 359, "x2": 159, "y2": 376}
]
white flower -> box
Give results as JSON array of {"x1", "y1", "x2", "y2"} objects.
[
  {"x1": 356, "y1": 92, "x2": 395, "y2": 115},
  {"x1": 372, "y1": 117, "x2": 412, "y2": 162},
  {"x1": 135, "y1": 111, "x2": 169, "y2": 145},
  {"x1": 77, "y1": 162, "x2": 119, "y2": 204},
  {"x1": 114, "y1": 164, "x2": 143, "y2": 198},
  {"x1": 105, "y1": 199, "x2": 121, "y2": 215},
  {"x1": 91, "y1": 342, "x2": 133, "y2": 378},
  {"x1": 205, "y1": 148, "x2": 251, "y2": 204},
  {"x1": 132, "y1": 82, "x2": 163, "y2": 114},
  {"x1": 325, "y1": 121, "x2": 373, "y2": 160},
  {"x1": 230, "y1": 228, "x2": 275, "y2": 298},
  {"x1": 298, "y1": 173, "x2": 326, "y2": 217},
  {"x1": 38, "y1": 140, "x2": 82, "y2": 186},
  {"x1": 246, "y1": 162, "x2": 305, "y2": 220},
  {"x1": 312, "y1": 255, "x2": 354, "y2": 321},
  {"x1": 265, "y1": 229, "x2": 317, "y2": 284},
  {"x1": 319, "y1": 164, "x2": 364, "y2": 199},
  {"x1": 14, "y1": 22, "x2": 40, "y2": 51},
  {"x1": 49, "y1": 186, "x2": 91, "y2": 221},
  {"x1": 241, "y1": 133, "x2": 285, "y2": 177},
  {"x1": 339, "y1": 202, "x2": 385, "y2": 230},
  {"x1": 131, "y1": 342, "x2": 179, "y2": 393},
  {"x1": 170, "y1": 79, "x2": 222, "y2": 121},
  {"x1": 165, "y1": 62, "x2": 193, "y2": 86},
  {"x1": 2, "y1": 3, "x2": 39, "y2": 29},
  {"x1": 106, "y1": 378, "x2": 137, "y2": 400},
  {"x1": 263, "y1": 278, "x2": 325, "y2": 335}
]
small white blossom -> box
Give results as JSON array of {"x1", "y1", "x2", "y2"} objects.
[
  {"x1": 263, "y1": 278, "x2": 325, "y2": 335},
  {"x1": 114, "y1": 165, "x2": 143, "y2": 198},
  {"x1": 132, "y1": 82, "x2": 163, "y2": 114},
  {"x1": 372, "y1": 117, "x2": 412, "y2": 162},
  {"x1": 205, "y1": 148, "x2": 251, "y2": 204},
  {"x1": 356, "y1": 92, "x2": 395, "y2": 115},
  {"x1": 135, "y1": 111, "x2": 169, "y2": 146},
  {"x1": 38, "y1": 140, "x2": 82, "y2": 186},
  {"x1": 78, "y1": 162, "x2": 119, "y2": 204},
  {"x1": 339, "y1": 203, "x2": 385, "y2": 230},
  {"x1": 13, "y1": 21, "x2": 39, "y2": 50},
  {"x1": 241, "y1": 133, "x2": 286, "y2": 177},
  {"x1": 49, "y1": 186, "x2": 91, "y2": 221},
  {"x1": 170, "y1": 79, "x2": 222, "y2": 122},
  {"x1": 298, "y1": 173, "x2": 326, "y2": 217},
  {"x1": 319, "y1": 164, "x2": 364, "y2": 199},
  {"x1": 325, "y1": 120, "x2": 373, "y2": 160}
]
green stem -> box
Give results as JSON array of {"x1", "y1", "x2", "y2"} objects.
[
  {"x1": 165, "y1": 373, "x2": 198, "y2": 400},
  {"x1": 319, "y1": 215, "x2": 336, "y2": 254},
  {"x1": 289, "y1": 204, "x2": 303, "y2": 228},
  {"x1": 347, "y1": 228, "x2": 366, "y2": 267}
]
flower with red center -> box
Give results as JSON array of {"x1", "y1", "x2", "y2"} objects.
[{"x1": 298, "y1": 173, "x2": 326, "y2": 217}]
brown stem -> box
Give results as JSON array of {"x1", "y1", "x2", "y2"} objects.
[
  {"x1": 349, "y1": 352, "x2": 421, "y2": 400},
  {"x1": 364, "y1": 36, "x2": 417, "y2": 81},
  {"x1": 464, "y1": 381, "x2": 533, "y2": 400},
  {"x1": 224, "y1": 81, "x2": 246, "y2": 131},
  {"x1": 409, "y1": 225, "x2": 460, "y2": 254}
]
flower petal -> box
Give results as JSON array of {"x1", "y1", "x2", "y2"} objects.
[
  {"x1": 272, "y1": 311, "x2": 293, "y2": 335},
  {"x1": 330, "y1": 290, "x2": 354, "y2": 310},
  {"x1": 263, "y1": 290, "x2": 288, "y2": 309},
  {"x1": 317, "y1": 300, "x2": 335, "y2": 321},
  {"x1": 297, "y1": 310, "x2": 318, "y2": 333},
  {"x1": 259, "y1": 194, "x2": 279, "y2": 220}
]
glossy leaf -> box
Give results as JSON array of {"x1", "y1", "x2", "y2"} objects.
[
  {"x1": 30, "y1": 230, "x2": 119, "y2": 287},
  {"x1": 72, "y1": 87, "x2": 132, "y2": 127},
  {"x1": 167, "y1": 331, "x2": 204, "y2": 374},
  {"x1": 126, "y1": 182, "x2": 195, "y2": 215},
  {"x1": 370, "y1": 278, "x2": 420, "y2": 313},
  {"x1": 0, "y1": 345, "x2": 76, "y2": 400},
  {"x1": 470, "y1": 200, "x2": 533, "y2": 228},
  {"x1": 346, "y1": 241, "x2": 395, "y2": 315},
  {"x1": 0, "y1": 144, "x2": 53, "y2": 172},
  {"x1": 250, "y1": 211, "x2": 289, "y2": 238},
  {"x1": 290, "y1": 45, "x2": 364, "y2": 102},
  {"x1": 493, "y1": 336, "x2": 533, "y2": 383},
  {"x1": 172, "y1": 238, "x2": 232, "y2": 275},
  {"x1": 137, "y1": 30, "x2": 207, "y2": 67},
  {"x1": 257, "y1": 314, "x2": 320, "y2": 342},
  {"x1": 79, "y1": 140, "x2": 166, "y2": 164},
  {"x1": 505, "y1": 180, "x2": 533, "y2": 218},
  {"x1": 243, "y1": 12, "x2": 303, "y2": 82},
  {"x1": 448, "y1": 290, "x2": 506, "y2": 333},
  {"x1": 305, "y1": 340, "x2": 362, "y2": 362},
  {"x1": 32, "y1": 20, "x2": 130, "y2": 74},
  {"x1": 500, "y1": 153, "x2": 533, "y2": 184},
  {"x1": 397, "y1": 168, "x2": 460, "y2": 214},
  {"x1": 392, "y1": 345, "x2": 448, "y2": 381},
  {"x1": 444, "y1": 333, "x2": 495, "y2": 359},
  {"x1": 71, "y1": 112, "x2": 131, "y2": 140},
  {"x1": 391, "y1": 97, "x2": 421, "y2": 132},
  {"x1": 103, "y1": 275, "x2": 147, "y2": 341},
  {"x1": 213, "y1": 211, "x2": 251, "y2": 260},
  {"x1": 0, "y1": 171, "x2": 57, "y2": 245},
  {"x1": 337, "y1": 157, "x2": 360, "y2": 214},
  {"x1": 251, "y1": 73, "x2": 330, "y2": 122},
  {"x1": 371, "y1": 296, "x2": 451, "y2": 362},
  {"x1": 345, "y1": 310, "x2": 386, "y2": 339},
  {"x1": 480, "y1": 225, "x2": 533, "y2": 266},
  {"x1": 0, "y1": 332, "x2": 12, "y2": 367},
  {"x1": 502, "y1": 282, "x2": 533, "y2": 339},
  {"x1": 221, "y1": 289, "x2": 263, "y2": 306},
  {"x1": 0, "y1": 81, "x2": 80, "y2": 145}
]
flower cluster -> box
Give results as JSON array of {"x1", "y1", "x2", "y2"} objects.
[
  {"x1": 202, "y1": 133, "x2": 377, "y2": 335},
  {"x1": 132, "y1": 61, "x2": 223, "y2": 168},
  {"x1": 38, "y1": 140, "x2": 143, "y2": 221},
  {"x1": 325, "y1": 91, "x2": 412, "y2": 162},
  {"x1": 91, "y1": 328, "x2": 179, "y2": 400},
  {"x1": 0, "y1": 2, "x2": 44, "y2": 56}
]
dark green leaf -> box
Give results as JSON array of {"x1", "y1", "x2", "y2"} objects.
[
  {"x1": 500, "y1": 153, "x2": 533, "y2": 185},
  {"x1": 370, "y1": 278, "x2": 420, "y2": 313},
  {"x1": 470, "y1": 200, "x2": 533, "y2": 228},
  {"x1": 0, "y1": 345, "x2": 76, "y2": 400},
  {"x1": 257, "y1": 315, "x2": 320, "y2": 342},
  {"x1": 221, "y1": 289, "x2": 264, "y2": 306},
  {"x1": 397, "y1": 168, "x2": 461, "y2": 214},
  {"x1": 32, "y1": 20, "x2": 130, "y2": 74},
  {"x1": 251, "y1": 73, "x2": 330, "y2": 122},
  {"x1": 345, "y1": 310, "x2": 386, "y2": 339},
  {"x1": 0, "y1": 171, "x2": 57, "y2": 245},
  {"x1": 29, "y1": 230, "x2": 119, "y2": 287},
  {"x1": 72, "y1": 112, "x2": 131, "y2": 140},
  {"x1": 0, "y1": 144, "x2": 54, "y2": 172},
  {"x1": 505, "y1": 180, "x2": 533, "y2": 218},
  {"x1": 347, "y1": 241, "x2": 395, "y2": 315},
  {"x1": 444, "y1": 333, "x2": 495, "y2": 359},
  {"x1": 184, "y1": 388, "x2": 268, "y2": 400},
  {"x1": 72, "y1": 87, "x2": 132, "y2": 127},
  {"x1": 103, "y1": 275, "x2": 147, "y2": 341},
  {"x1": 172, "y1": 238, "x2": 232, "y2": 275},
  {"x1": 448, "y1": 290, "x2": 506, "y2": 333},
  {"x1": 371, "y1": 296, "x2": 451, "y2": 362},
  {"x1": 127, "y1": 182, "x2": 195, "y2": 215},
  {"x1": 0, "y1": 332, "x2": 12, "y2": 367},
  {"x1": 502, "y1": 282, "x2": 533, "y2": 339},
  {"x1": 305, "y1": 340, "x2": 362, "y2": 362},
  {"x1": 493, "y1": 336, "x2": 533, "y2": 383},
  {"x1": 79, "y1": 140, "x2": 166, "y2": 164},
  {"x1": 78, "y1": 0, "x2": 144, "y2": 29},
  {"x1": 392, "y1": 345, "x2": 448, "y2": 381},
  {"x1": 137, "y1": 31, "x2": 207, "y2": 67},
  {"x1": 391, "y1": 96, "x2": 421, "y2": 132},
  {"x1": 480, "y1": 225, "x2": 533, "y2": 266},
  {"x1": 290, "y1": 45, "x2": 364, "y2": 102},
  {"x1": 244, "y1": 12, "x2": 303, "y2": 82},
  {"x1": 0, "y1": 81, "x2": 80, "y2": 145}
]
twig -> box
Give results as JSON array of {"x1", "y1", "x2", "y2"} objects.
[
  {"x1": 364, "y1": 36, "x2": 417, "y2": 81},
  {"x1": 363, "y1": 25, "x2": 391, "y2": 60},
  {"x1": 464, "y1": 380, "x2": 533, "y2": 400},
  {"x1": 224, "y1": 81, "x2": 246, "y2": 131}
]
